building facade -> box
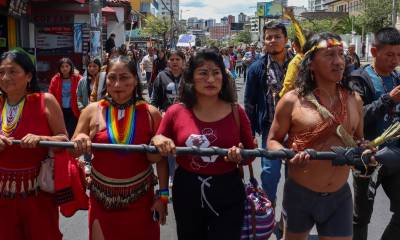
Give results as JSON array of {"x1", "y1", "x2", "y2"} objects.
[
  {"x1": 238, "y1": 12, "x2": 246, "y2": 23},
  {"x1": 324, "y1": 0, "x2": 364, "y2": 15},
  {"x1": 209, "y1": 24, "x2": 230, "y2": 40},
  {"x1": 158, "y1": 0, "x2": 179, "y2": 20},
  {"x1": 308, "y1": 0, "x2": 329, "y2": 11}
]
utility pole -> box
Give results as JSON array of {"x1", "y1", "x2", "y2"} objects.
[
  {"x1": 170, "y1": 0, "x2": 174, "y2": 49},
  {"x1": 89, "y1": 0, "x2": 103, "y2": 59},
  {"x1": 393, "y1": 0, "x2": 398, "y2": 28},
  {"x1": 160, "y1": 0, "x2": 175, "y2": 49}
]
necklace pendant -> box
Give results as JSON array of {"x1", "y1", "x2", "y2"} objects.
[{"x1": 117, "y1": 109, "x2": 125, "y2": 120}]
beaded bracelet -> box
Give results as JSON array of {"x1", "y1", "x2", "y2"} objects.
[{"x1": 156, "y1": 189, "x2": 169, "y2": 205}]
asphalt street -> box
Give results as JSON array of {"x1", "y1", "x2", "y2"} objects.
[{"x1": 61, "y1": 75, "x2": 391, "y2": 240}]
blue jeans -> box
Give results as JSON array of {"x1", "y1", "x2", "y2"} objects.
[{"x1": 260, "y1": 133, "x2": 282, "y2": 204}]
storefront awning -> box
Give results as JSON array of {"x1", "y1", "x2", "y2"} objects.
[{"x1": 102, "y1": 6, "x2": 118, "y2": 22}]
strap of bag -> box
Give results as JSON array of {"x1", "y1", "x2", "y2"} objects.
[{"x1": 232, "y1": 104, "x2": 255, "y2": 179}]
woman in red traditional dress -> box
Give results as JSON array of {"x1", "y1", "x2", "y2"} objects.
[
  {"x1": 72, "y1": 56, "x2": 168, "y2": 240},
  {"x1": 0, "y1": 50, "x2": 68, "y2": 239}
]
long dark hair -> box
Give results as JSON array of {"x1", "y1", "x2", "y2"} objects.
[
  {"x1": 295, "y1": 32, "x2": 346, "y2": 97},
  {"x1": 105, "y1": 56, "x2": 143, "y2": 102},
  {"x1": 179, "y1": 48, "x2": 234, "y2": 108},
  {"x1": 0, "y1": 50, "x2": 40, "y2": 95}
]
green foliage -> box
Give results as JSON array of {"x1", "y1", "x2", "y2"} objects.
[
  {"x1": 358, "y1": 0, "x2": 393, "y2": 33},
  {"x1": 286, "y1": 16, "x2": 363, "y2": 40},
  {"x1": 142, "y1": 16, "x2": 171, "y2": 47},
  {"x1": 234, "y1": 30, "x2": 252, "y2": 45},
  {"x1": 205, "y1": 37, "x2": 222, "y2": 48}
]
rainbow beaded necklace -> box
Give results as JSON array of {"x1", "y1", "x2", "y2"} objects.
[{"x1": 105, "y1": 101, "x2": 137, "y2": 144}]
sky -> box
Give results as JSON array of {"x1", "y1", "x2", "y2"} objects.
[{"x1": 180, "y1": 0, "x2": 309, "y2": 21}]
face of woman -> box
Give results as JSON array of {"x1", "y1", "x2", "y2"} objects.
[
  {"x1": 168, "y1": 54, "x2": 184, "y2": 72},
  {"x1": 193, "y1": 60, "x2": 223, "y2": 98},
  {"x1": 106, "y1": 61, "x2": 137, "y2": 104},
  {"x1": 60, "y1": 63, "x2": 71, "y2": 77},
  {"x1": 87, "y1": 62, "x2": 100, "y2": 77},
  {"x1": 0, "y1": 58, "x2": 32, "y2": 96}
]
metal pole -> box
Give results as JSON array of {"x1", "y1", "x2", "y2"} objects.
[
  {"x1": 10, "y1": 140, "x2": 345, "y2": 162},
  {"x1": 393, "y1": 0, "x2": 398, "y2": 27},
  {"x1": 89, "y1": 0, "x2": 103, "y2": 59},
  {"x1": 170, "y1": 0, "x2": 174, "y2": 49}
]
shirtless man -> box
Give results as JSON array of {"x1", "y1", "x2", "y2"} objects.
[{"x1": 267, "y1": 32, "x2": 364, "y2": 240}]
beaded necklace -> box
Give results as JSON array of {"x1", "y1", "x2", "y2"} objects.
[
  {"x1": 1, "y1": 97, "x2": 26, "y2": 137},
  {"x1": 101, "y1": 97, "x2": 147, "y2": 144}
]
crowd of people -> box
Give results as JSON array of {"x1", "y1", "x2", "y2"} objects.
[{"x1": 0, "y1": 18, "x2": 399, "y2": 240}]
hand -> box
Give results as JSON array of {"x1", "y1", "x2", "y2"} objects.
[
  {"x1": 151, "y1": 198, "x2": 168, "y2": 225},
  {"x1": 72, "y1": 133, "x2": 92, "y2": 156},
  {"x1": 0, "y1": 135, "x2": 12, "y2": 152},
  {"x1": 389, "y1": 85, "x2": 400, "y2": 103},
  {"x1": 289, "y1": 151, "x2": 311, "y2": 167},
  {"x1": 224, "y1": 143, "x2": 244, "y2": 164},
  {"x1": 20, "y1": 134, "x2": 42, "y2": 148},
  {"x1": 151, "y1": 135, "x2": 176, "y2": 157},
  {"x1": 289, "y1": 143, "x2": 310, "y2": 167}
]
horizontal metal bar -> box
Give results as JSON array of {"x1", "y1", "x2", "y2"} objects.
[{"x1": 11, "y1": 140, "x2": 337, "y2": 160}]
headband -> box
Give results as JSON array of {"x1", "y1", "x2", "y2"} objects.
[
  {"x1": 304, "y1": 38, "x2": 344, "y2": 59},
  {"x1": 11, "y1": 47, "x2": 36, "y2": 66}
]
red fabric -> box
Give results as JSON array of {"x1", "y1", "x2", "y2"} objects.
[
  {"x1": 157, "y1": 103, "x2": 255, "y2": 175},
  {"x1": 0, "y1": 192, "x2": 62, "y2": 240},
  {"x1": 48, "y1": 73, "x2": 82, "y2": 118},
  {"x1": 0, "y1": 93, "x2": 61, "y2": 239},
  {"x1": 56, "y1": 150, "x2": 89, "y2": 217},
  {"x1": 89, "y1": 102, "x2": 159, "y2": 239},
  {"x1": 0, "y1": 93, "x2": 50, "y2": 169}
]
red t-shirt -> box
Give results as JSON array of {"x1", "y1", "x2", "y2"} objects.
[{"x1": 157, "y1": 103, "x2": 255, "y2": 175}]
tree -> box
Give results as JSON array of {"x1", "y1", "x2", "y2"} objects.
[
  {"x1": 234, "y1": 30, "x2": 251, "y2": 45},
  {"x1": 358, "y1": 0, "x2": 393, "y2": 33},
  {"x1": 142, "y1": 16, "x2": 171, "y2": 48}
]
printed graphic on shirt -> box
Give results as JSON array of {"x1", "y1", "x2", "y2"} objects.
[
  {"x1": 185, "y1": 128, "x2": 218, "y2": 170},
  {"x1": 166, "y1": 82, "x2": 178, "y2": 105}
]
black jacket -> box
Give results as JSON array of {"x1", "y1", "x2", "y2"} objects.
[
  {"x1": 150, "y1": 68, "x2": 182, "y2": 111},
  {"x1": 348, "y1": 65, "x2": 398, "y2": 140}
]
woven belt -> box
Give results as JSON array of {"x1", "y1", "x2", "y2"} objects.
[{"x1": 90, "y1": 166, "x2": 157, "y2": 209}]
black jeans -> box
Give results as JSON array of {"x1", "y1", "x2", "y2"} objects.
[
  {"x1": 172, "y1": 167, "x2": 245, "y2": 240},
  {"x1": 62, "y1": 108, "x2": 77, "y2": 138},
  {"x1": 353, "y1": 169, "x2": 400, "y2": 240}
]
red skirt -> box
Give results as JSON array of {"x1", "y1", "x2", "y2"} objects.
[{"x1": 89, "y1": 189, "x2": 160, "y2": 240}]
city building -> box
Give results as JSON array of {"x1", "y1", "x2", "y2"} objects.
[
  {"x1": 221, "y1": 16, "x2": 228, "y2": 25},
  {"x1": 308, "y1": 0, "x2": 329, "y2": 11},
  {"x1": 324, "y1": 0, "x2": 364, "y2": 15},
  {"x1": 238, "y1": 12, "x2": 247, "y2": 23},
  {"x1": 209, "y1": 24, "x2": 230, "y2": 40},
  {"x1": 279, "y1": 0, "x2": 288, "y2": 7},
  {"x1": 205, "y1": 19, "x2": 216, "y2": 28},
  {"x1": 228, "y1": 15, "x2": 235, "y2": 25},
  {"x1": 158, "y1": 0, "x2": 179, "y2": 20},
  {"x1": 290, "y1": 6, "x2": 307, "y2": 17}
]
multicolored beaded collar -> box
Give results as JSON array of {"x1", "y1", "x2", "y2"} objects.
[{"x1": 99, "y1": 98, "x2": 146, "y2": 144}]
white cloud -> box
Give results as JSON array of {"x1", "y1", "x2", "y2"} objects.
[{"x1": 180, "y1": 0, "x2": 308, "y2": 21}]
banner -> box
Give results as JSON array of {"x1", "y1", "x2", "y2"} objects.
[
  {"x1": 36, "y1": 25, "x2": 73, "y2": 55},
  {"x1": 74, "y1": 24, "x2": 82, "y2": 53},
  {"x1": 90, "y1": 31, "x2": 101, "y2": 57}
]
